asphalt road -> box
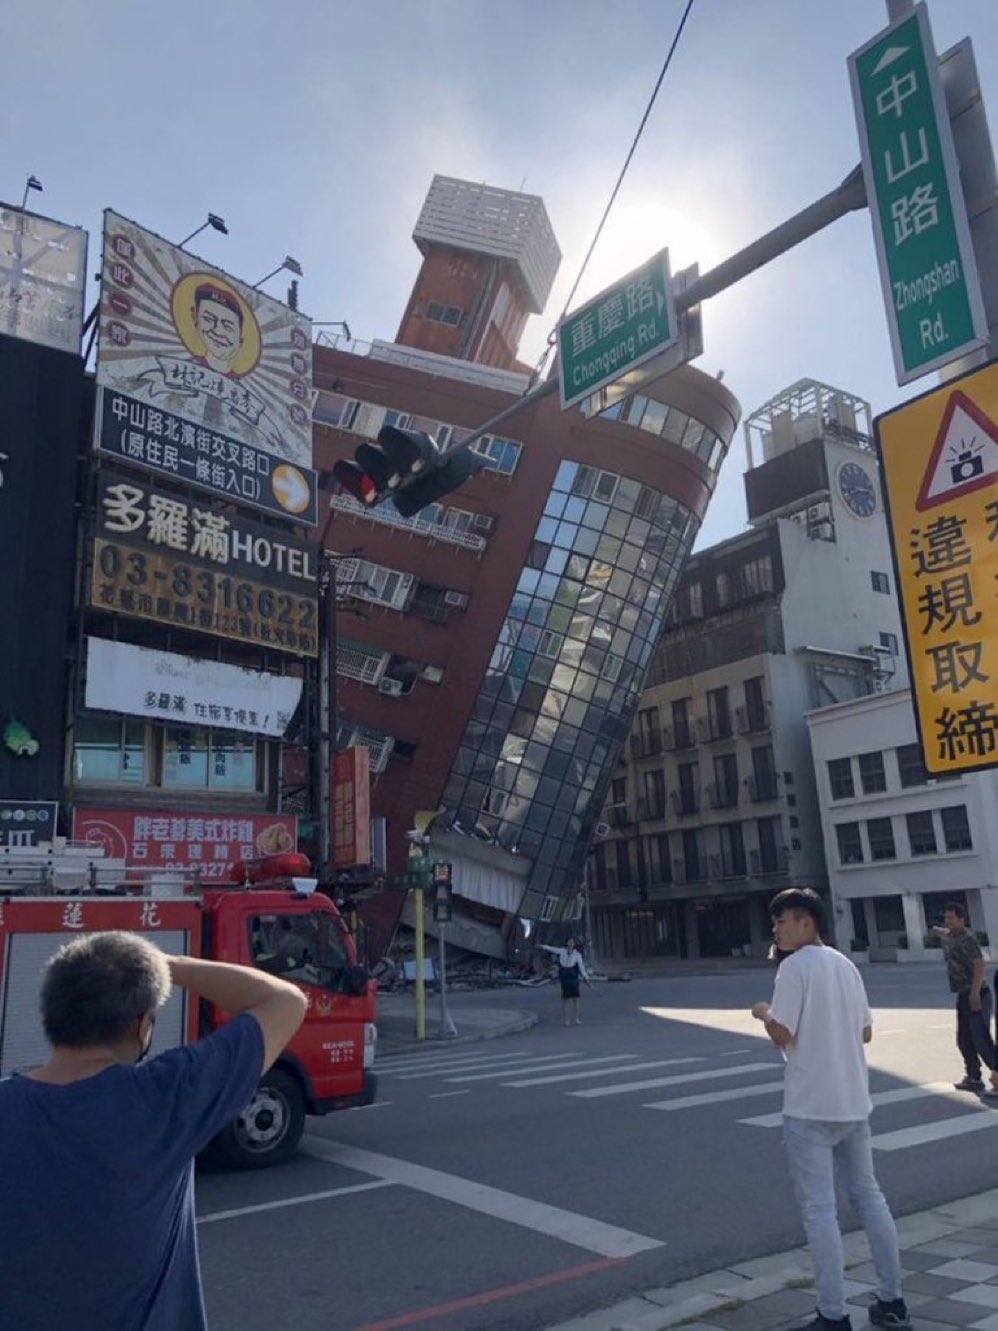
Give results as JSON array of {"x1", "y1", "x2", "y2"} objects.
[{"x1": 196, "y1": 964, "x2": 998, "y2": 1331}]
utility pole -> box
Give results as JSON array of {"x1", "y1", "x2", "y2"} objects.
[{"x1": 433, "y1": 862, "x2": 457, "y2": 1039}]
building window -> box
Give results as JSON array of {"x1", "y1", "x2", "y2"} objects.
[
  {"x1": 827, "y1": 757, "x2": 855, "y2": 800},
  {"x1": 738, "y1": 554, "x2": 774, "y2": 597},
  {"x1": 672, "y1": 697, "x2": 693, "y2": 749},
  {"x1": 682, "y1": 828, "x2": 704, "y2": 880},
  {"x1": 867, "y1": 817, "x2": 896, "y2": 861},
  {"x1": 73, "y1": 717, "x2": 147, "y2": 785},
  {"x1": 615, "y1": 838, "x2": 632, "y2": 888},
  {"x1": 858, "y1": 751, "x2": 887, "y2": 794},
  {"x1": 742, "y1": 676, "x2": 767, "y2": 731},
  {"x1": 163, "y1": 728, "x2": 258, "y2": 792},
  {"x1": 676, "y1": 762, "x2": 699, "y2": 815},
  {"x1": 879, "y1": 631, "x2": 899, "y2": 656},
  {"x1": 719, "y1": 822, "x2": 746, "y2": 876},
  {"x1": 409, "y1": 583, "x2": 448, "y2": 622},
  {"x1": 688, "y1": 581, "x2": 703, "y2": 618},
  {"x1": 906, "y1": 811, "x2": 937, "y2": 857},
  {"x1": 653, "y1": 832, "x2": 671, "y2": 884},
  {"x1": 716, "y1": 571, "x2": 732, "y2": 607},
  {"x1": 896, "y1": 743, "x2": 928, "y2": 788},
  {"x1": 836, "y1": 822, "x2": 864, "y2": 865},
  {"x1": 706, "y1": 686, "x2": 731, "y2": 740},
  {"x1": 941, "y1": 805, "x2": 973, "y2": 852},
  {"x1": 470, "y1": 434, "x2": 522, "y2": 476},
  {"x1": 425, "y1": 301, "x2": 463, "y2": 326},
  {"x1": 871, "y1": 570, "x2": 891, "y2": 594},
  {"x1": 337, "y1": 638, "x2": 388, "y2": 684},
  {"x1": 642, "y1": 768, "x2": 666, "y2": 820}
]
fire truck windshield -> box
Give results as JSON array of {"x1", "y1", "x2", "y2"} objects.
[{"x1": 249, "y1": 911, "x2": 352, "y2": 989}]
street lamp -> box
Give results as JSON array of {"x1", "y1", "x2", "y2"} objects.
[
  {"x1": 253, "y1": 255, "x2": 303, "y2": 288},
  {"x1": 178, "y1": 213, "x2": 229, "y2": 249}
]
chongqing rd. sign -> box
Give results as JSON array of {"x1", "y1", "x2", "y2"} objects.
[{"x1": 876, "y1": 359, "x2": 998, "y2": 775}]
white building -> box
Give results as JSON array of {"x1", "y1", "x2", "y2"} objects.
[
  {"x1": 807, "y1": 686, "x2": 998, "y2": 959},
  {"x1": 590, "y1": 380, "x2": 912, "y2": 963}
]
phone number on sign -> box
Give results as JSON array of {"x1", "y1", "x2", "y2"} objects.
[{"x1": 91, "y1": 538, "x2": 318, "y2": 656}]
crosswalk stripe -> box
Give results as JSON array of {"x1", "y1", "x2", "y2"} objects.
[
  {"x1": 505, "y1": 1057, "x2": 704, "y2": 1088},
  {"x1": 570, "y1": 1062, "x2": 779, "y2": 1100},
  {"x1": 447, "y1": 1054, "x2": 638, "y2": 1084},
  {"x1": 646, "y1": 1080, "x2": 786, "y2": 1112},
  {"x1": 379, "y1": 1050, "x2": 583, "y2": 1078},
  {"x1": 739, "y1": 1082, "x2": 979, "y2": 1129},
  {"x1": 873, "y1": 1108, "x2": 998, "y2": 1151}
]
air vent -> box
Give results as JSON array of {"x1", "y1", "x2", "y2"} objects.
[
  {"x1": 378, "y1": 678, "x2": 404, "y2": 697},
  {"x1": 444, "y1": 590, "x2": 469, "y2": 609}
]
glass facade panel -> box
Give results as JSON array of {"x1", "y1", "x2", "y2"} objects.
[{"x1": 443, "y1": 454, "x2": 699, "y2": 915}]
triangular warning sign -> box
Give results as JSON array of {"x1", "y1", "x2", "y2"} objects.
[{"x1": 915, "y1": 390, "x2": 998, "y2": 511}]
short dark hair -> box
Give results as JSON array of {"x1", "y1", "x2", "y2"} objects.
[
  {"x1": 194, "y1": 282, "x2": 244, "y2": 328},
  {"x1": 40, "y1": 932, "x2": 171, "y2": 1049},
  {"x1": 944, "y1": 901, "x2": 968, "y2": 921},
  {"x1": 769, "y1": 888, "x2": 826, "y2": 933}
]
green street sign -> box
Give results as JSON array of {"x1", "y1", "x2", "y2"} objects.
[
  {"x1": 849, "y1": 6, "x2": 987, "y2": 386},
  {"x1": 557, "y1": 248, "x2": 677, "y2": 410}
]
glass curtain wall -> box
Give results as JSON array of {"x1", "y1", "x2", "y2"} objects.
[{"x1": 441, "y1": 459, "x2": 697, "y2": 920}]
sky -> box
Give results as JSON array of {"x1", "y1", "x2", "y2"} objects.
[{"x1": 3, "y1": 0, "x2": 995, "y2": 550}]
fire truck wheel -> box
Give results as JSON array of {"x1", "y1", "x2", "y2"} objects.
[{"x1": 212, "y1": 1070, "x2": 306, "y2": 1169}]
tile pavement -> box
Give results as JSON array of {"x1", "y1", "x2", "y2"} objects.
[{"x1": 546, "y1": 1190, "x2": 998, "y2": 1330}]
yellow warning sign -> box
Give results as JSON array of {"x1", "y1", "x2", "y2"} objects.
[{"x1": 876, "y1": 359, "x2": 998, "y2": 775}]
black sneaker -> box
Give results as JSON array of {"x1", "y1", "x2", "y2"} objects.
[
  {"x1": 954, "y1": 1076, "x2": 986, "y2": 1091},
  {"x1": 869, "y1": 1297, "x2": 912, "y2": 1328},
  {"x1": 797, "y1": 1314, "x2": 852, "y2": 1330}
]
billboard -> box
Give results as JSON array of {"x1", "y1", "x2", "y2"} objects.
[
  {"x1": 94, "y1": 211, "x2": 316, "y2": 524},
  {"x1": 0, "y1": 335, "x2": 84, "y2": 801},
  {"x1": 0, "y1": 204, "x2": 87, "y2": 354},
  {"x1": 84, "y1": 638, "x2": 303, "y2": 739},
  {"x1": 0, "y1": 801, "x2": 58, "y2": 849},
  {"x1": 72, "y1": 807, "x2": 298, "y2": 879},
  {"x1": 332, "y1": 747, "x2": 371, "y2": 869},
  {"x1": 89, "y1": 468, "x2": 318, "y2": 655}
]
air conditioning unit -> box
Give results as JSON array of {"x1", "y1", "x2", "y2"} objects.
[
  {"x1": 472, "y1": 513, "x2": 496, "y2": 533},
  {"x1": 593, "y1": 822, "x2": 611, "y2": 840},
  {"x1": 378, "y1": 678, "x2": 404, "y2": 698},
  {"x1": 444, "y1": 590, "x2": 469, "y2": 609},
  {"x1": 482, "y1": 788, "x2": 508, "y2": 816}
]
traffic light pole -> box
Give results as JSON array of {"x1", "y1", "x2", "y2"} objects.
[
  {"x1": 437, "y1": 922, "x2": 458, "y2": 1039},
  {"x1": 316, "y1": 552, "x2": 338, "y2": 884}
]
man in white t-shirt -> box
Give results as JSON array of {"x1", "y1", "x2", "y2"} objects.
[{"x1": 751, "y1": 889, "x2": 909, "y2": 1331}]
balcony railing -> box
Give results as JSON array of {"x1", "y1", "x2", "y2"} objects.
[
  {"x1": 736, "y1": 702, "x2": 771, "y2": 734},
  {"x1": 637, "y1": 796, "x2": 667, "y2": 822},
  {"x1": 706, "y1": 781, "x2": 739, "y2": 811},
  {"x1": 671, "y1": 722, "x2": 696, "y2": 751},
  {"x1": 630, "y1": 731, "x2": 663, "y2": 759},
  {"x1": 745, "y1": 774, "x2": 779, "y2": 802},
  {"x1": 750, "y1": 846, "x2": 790, "y2": 875},
  {"x1": 607, "y1": 806, "x2": 634, "y2": 830},
  {"x1": 329, "y1": 493, "x2": 487, "y2": 552},
  {"x1": 696, "y1": 714, "x2": 734, "y2": 744},
  {"x1": 670, "y1": 789, "x2": 700, "y2": 817}
]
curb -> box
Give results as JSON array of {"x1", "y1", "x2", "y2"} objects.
[
  {"x1": 376, "y1": 1009, "x2": 539, "y2": 1058},
  {"x1": 542, "y1": 1188, "x2": 998, "y2": 1330}
]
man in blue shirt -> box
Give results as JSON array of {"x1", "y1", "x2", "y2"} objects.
[{"x1": 0, "y1": 930, "x2": 307, "y2": 1329}]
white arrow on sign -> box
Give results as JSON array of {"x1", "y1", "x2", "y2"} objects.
[
  {"x1": 915, "y1": 390, "x2": 998, "y2": 510},
  {"x1": 873, "y1": 44, "x2": 909, "y2": 75}
]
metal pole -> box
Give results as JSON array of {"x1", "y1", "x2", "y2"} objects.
[
  {"x1": 452, "y1": 170, "x2": 867, "y2": 455},
  {"x1": 437, "y1": 921, "x2": 458, "y2": 1038},
  {"x1": 317, "y1": 555, "x2": 334, "y2": 882},
  {"x1": 413, "y1": 882, "x2": 426, "y2": 1041}
]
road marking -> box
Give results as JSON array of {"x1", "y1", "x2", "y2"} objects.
[
  {"x1": 929, "y1": 1022, "x2": 953, "y2": 1029},
  {"x1": 647, "y1": 1080, "x2": 786, "y2": 1111},
  {"x1": 302, "y1": 1137, "x2": 664, "y2": 1258},
  {"x1": 197, "y1": 1178, "x2": 393, "y2": 1225},
  {"x1": 719, "y1": 1047, "x2": 752, "y2": 1056},
  {"x1": 428, "y1": 1090, "x2": 471, "y2": 1099},
  {"x1": 570, "y1": 1062, "x2": 779, "y2": 1100},
  {"x1": 378, "y1": 1049, "x2": 573, "y2": 1075},
  {"x1": 505, "y1": 1057, "x2": 703, "y2": 1088},
  {"x1": 740, "y1": 1082, "x2": 982, "y2": 1129},
  {"x1": 353, "y1": 1256, "x2": 623, "y2": 1331},
  {"x1": 389, "y1": 1053, "x2": 594, "y2": 1082},
  {"x1": 349, "y1": 1101, "x2": 394, "y2": 1111},
  {"x1": 446, "y1": 1054, "x2": 637, "y2": 1084},
  {"x1": 873, "y1": 1108, "x2": 998, "y2": 1151}
]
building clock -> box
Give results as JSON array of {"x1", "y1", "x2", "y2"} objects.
[{"x1": 837, "y1": 461, "x2": 877, "y2": 518}]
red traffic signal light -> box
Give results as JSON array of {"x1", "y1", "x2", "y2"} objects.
[
  {"x1": 332, "y1": 459, "x2": 379, "y2": 506},
  {"x1": 331, "y1": 426, "x2": 485, "y2": 517}
]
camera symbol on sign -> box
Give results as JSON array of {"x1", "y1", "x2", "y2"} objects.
[{"x1": 948, "y1": 437, "x2": 984, "y2": 485}]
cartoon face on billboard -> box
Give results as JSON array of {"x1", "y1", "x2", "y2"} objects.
[{"x1": 95, "y1": 211, "x2": 316, "y2": 524}]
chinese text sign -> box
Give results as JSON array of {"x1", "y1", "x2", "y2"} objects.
[{"x1": 877, "y1": 359, "x2": 998, "y2": 775}]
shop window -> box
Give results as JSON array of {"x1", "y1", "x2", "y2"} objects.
[
  {"x1": 164, "y1": 728, "x2": 258, "y2": 792},
  {"x1": 73, "y1": 717, "x2": 147, "y2": 785}
]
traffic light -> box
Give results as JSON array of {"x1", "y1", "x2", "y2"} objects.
[{"x1": 332, "y1": 426, "x2": 486, "y2": 517}]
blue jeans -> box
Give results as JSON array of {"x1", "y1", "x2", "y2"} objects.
[{"x1": 784, "y1": 1116, "x2": 902, "y2": 1321}]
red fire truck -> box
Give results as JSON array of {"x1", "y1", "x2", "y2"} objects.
[{"x1": 0, "y1": 853, "x2": 378, "y2": 1168}]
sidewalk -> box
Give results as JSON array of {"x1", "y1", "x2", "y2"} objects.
[
  {"x1": 376, "y1": 992, "x2": 538, "y2": 1056},
  {"x1": 546, "y1": 1190, "x2": 998, "y2": 1330}
]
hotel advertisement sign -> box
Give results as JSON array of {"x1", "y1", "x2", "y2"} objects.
[
  {"x1": 89, "y1": 469, "x2": 318, "y2": 655},
  {"x1": 94, "y1": 211, "x2": 317, "y2": 524}
]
